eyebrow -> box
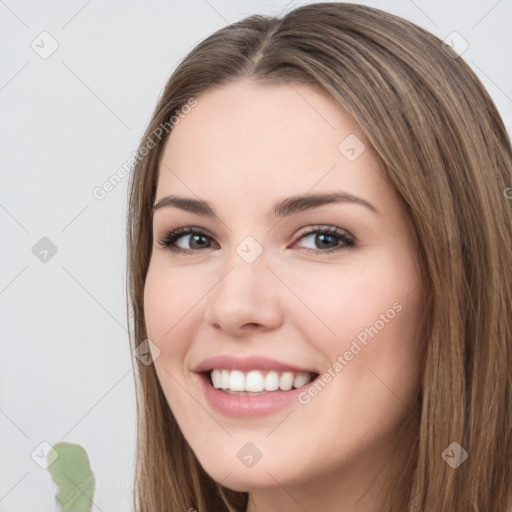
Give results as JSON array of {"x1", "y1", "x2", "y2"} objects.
[{"x1": 152, "y1": 191, "x2": 379, "y2": 218}]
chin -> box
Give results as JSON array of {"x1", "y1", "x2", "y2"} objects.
[
  {"x1": 199, "y1": 452, "x2": 304, "y2": 492},
  {"x1": 213, "y1": 470, "x2": 280, "y2": 492}
]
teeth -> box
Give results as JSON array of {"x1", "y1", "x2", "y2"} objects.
[
  {"x1": 245, "y1": 370, "x2": 264, "y2": 392},
  {"x1": 279, "y1": 371, "x2": 294, "y2": 391},
  {"x1": 229, "y1": 370, "x2": 245, "y2": 391},
  {"x1": 211, "y1": 369, "x2": 222, "y2": 388},
  {"x1": 264, "y1": 371, "x2": 279, "y2": 391},
  {"x1": 220, "y1": 369, "x2": 230, "y2": 389},
  {"x1": 209, "y1": 369, "x2": 315, "y2": 393},
  {"x1": 293, "y1": 373, "x2": 311, "y2": 388}
]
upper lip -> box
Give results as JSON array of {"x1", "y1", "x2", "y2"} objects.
[{"x1": 193, "y1": 355, "x2": 319, "y2": 374}]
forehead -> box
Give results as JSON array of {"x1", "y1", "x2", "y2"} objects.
[{"x1": 157, "y1": 79, "x2": 386, "y2": 205}]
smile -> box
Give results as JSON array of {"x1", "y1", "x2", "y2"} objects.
[
  {"x1": 209, "y1": 369, "x2": 316, "y2": 394},
  {"x1": 196, "y1": 370, "x2": 320, "y2": 417},
  {"x1": 193, "y1": 355, "x2": 320, "y2": 416}
]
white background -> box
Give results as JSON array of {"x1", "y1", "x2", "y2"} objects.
[{"x1": 1, "y1": 0, "x2": 511, "y2": 510}]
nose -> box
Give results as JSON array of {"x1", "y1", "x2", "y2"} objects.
[{"x1": 203, "y1": 251, "x2": 283, "y2": 336}]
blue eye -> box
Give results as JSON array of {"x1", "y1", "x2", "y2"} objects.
[
  {"x1": 157, "y1": 225, "x2": 355, "y2": 255},
  {"x1": 294, "y1": 226, "x2": 355, "y2": 253}
]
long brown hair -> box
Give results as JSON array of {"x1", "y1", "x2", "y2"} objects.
[{"x1": 126, "y1": 3, "x2": 512, "y2": 510}]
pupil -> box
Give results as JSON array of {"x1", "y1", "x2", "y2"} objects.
[
  {"x1": 191, "y1": 234, "x2": 207, "y2": 249},
  {"x1": 317, "y1": 234, "x2": 336, "y2": 248}
]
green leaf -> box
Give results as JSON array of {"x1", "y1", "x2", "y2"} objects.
[{"x1": 46, "y1": 442, "x2": 96, "y2": 512}]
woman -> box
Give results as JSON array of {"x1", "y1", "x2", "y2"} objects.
[{"x1": 126, "y1": 3, "x2": 512, "y2": 511}]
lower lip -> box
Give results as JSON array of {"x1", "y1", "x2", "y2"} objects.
[{"x1": 197, "y1": 372, "x2": 308, "y2": 418}]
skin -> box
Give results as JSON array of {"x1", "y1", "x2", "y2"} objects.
[{"x1": 143, "y1": 79, "x2": 425, "y2": 512}]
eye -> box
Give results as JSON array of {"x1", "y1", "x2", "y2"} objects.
[
  {"x1": 157, "y1": 225, "x2": 355, "y2": 255},
  {"x1": 292, "y1": 225, "x2": 355, "y2": 254},
  {"x1": 157, "y1": 226, "x2": 217, "y2": 254}
]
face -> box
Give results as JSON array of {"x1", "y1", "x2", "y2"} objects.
[{"x1": 143, "y1": 79, "x2": 425, "y2": 501}]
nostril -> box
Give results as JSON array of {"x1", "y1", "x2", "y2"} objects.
[{"x1": 242, "y1": 323, "x2": 260, "y2": 330}]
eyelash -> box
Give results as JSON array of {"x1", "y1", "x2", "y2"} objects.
[{"x1": 157, "y1": 225, "x2": 356, "y2": 255}]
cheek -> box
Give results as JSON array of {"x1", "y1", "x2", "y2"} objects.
[
  {"x1": 142, "y1": 262, "x2": 196, "y2": 404},
  {"x1": 143, "y1": 265, "x2": 171, "y2": 348},
  {"x1": 143, "y1": 261, "x2": 206, "y2": 422},
  {"x1": 279, "y1": 250, "x2": 421, "y2": 347},
  {"x1": 289, "y1": 249, "x2": 424, "y2": 398},
  {"x1": 143, "y1": 259, "x2": 207, "y2": 351}
]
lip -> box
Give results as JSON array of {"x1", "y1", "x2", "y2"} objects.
[
  {"x1": 192, "y1": 354, "x2": 318, "y2": 374},
  {"x1": 195, "y1": 371, "x2": 316, "y2": 418},
  {"x1": 192, "y1": 355, "x2": 319, "y2": 418}
]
